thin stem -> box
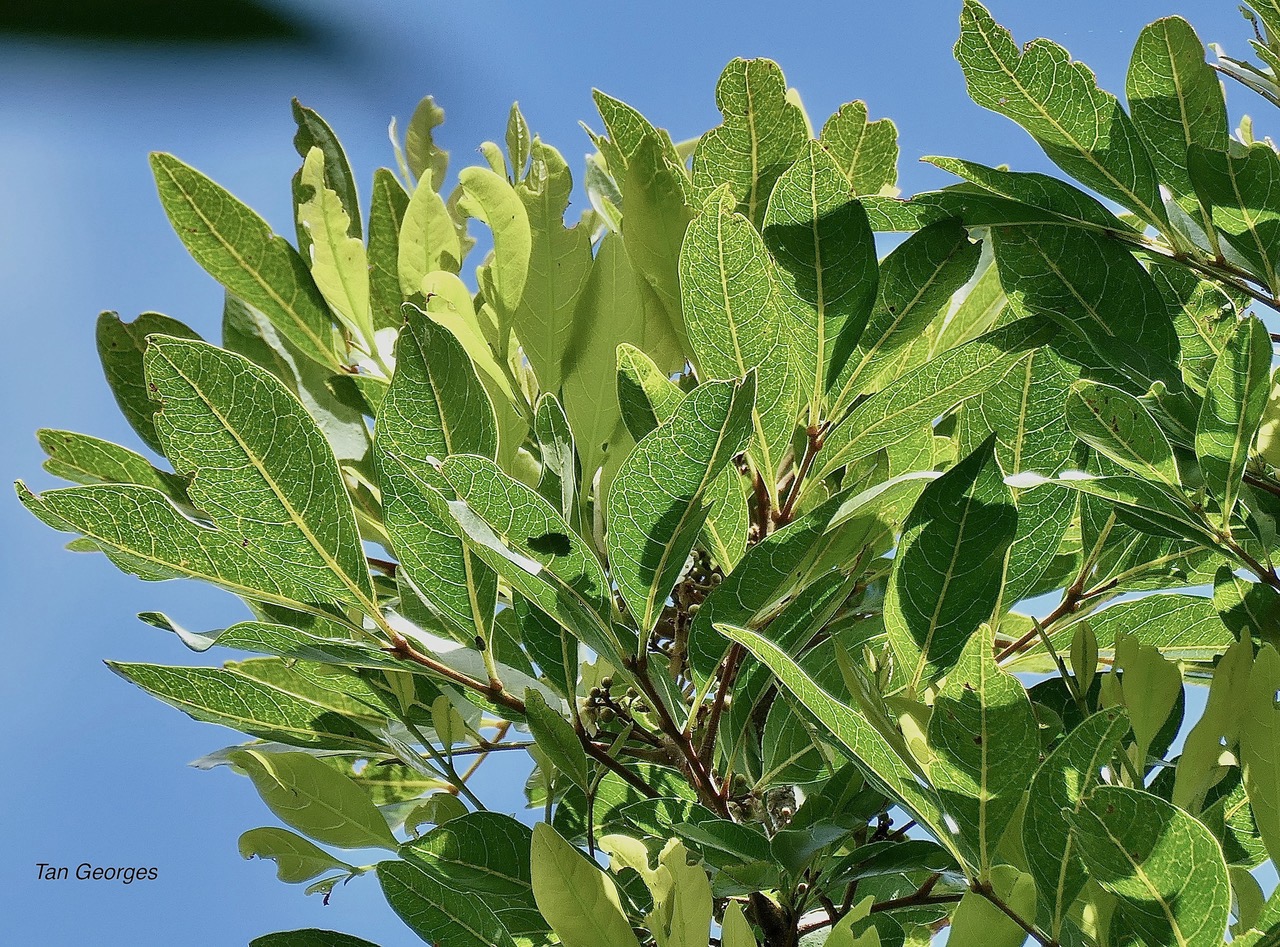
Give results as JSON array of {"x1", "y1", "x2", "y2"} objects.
[
  {"x1": 778, "y1": 424, "x2": 825, "y2": 526},
  {"x1": 699, "y1": 643, "x2": 744, "y2": 771},
  {"x1": 403, "y1": 718, "x2": 488, "y2": 811}
]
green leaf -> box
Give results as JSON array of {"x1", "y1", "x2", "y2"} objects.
[
  {"x1": 144, "y1": 336, "x2": 372, "y2": 606},
  {"x1": 692, "y1": 58, "x2": 808, "y2": 227},
  {"x1": 440, "y1": 453, "x2": 627, "y2": 666},
  {"x1": 403, "y1": 95, "x2": 448, "y2": 188},
  {"x1": 399, "y1": 167, "x2": 462, "y2": 294},
  {"x1": 150, "y1": 153, "x2": 338, "y2": 368},
  {"x1": 1112, "y1": 630, "x2": 1182, "y2": 767},
  {"x1": 1061, "y1": 594, "x2": 1233, "y2": 663},
  {"x1": 1022, "y1": 709, "x2": 1130, "y2": 939},
  {"x1": 955, "y1": 1, "x2": 1168, "y2": 230},
  {"x1": 38, "y1": 429, "x2": 188, "y2": 502},
  {"x1": 531, "y1": 823, "x2": 642, "y2": 947},
  {"x1": 231, "y1": 748, "x2": 396, "y2": 850},
  {"x1": 105, "y1": 660, "x2": 385, "y2": 752},
  {"x1": 1070, "y1": 785, "x2": 1231, "y2": 947},
  {"x1": 959, "y1": 344, "x2": 1082, "y2": 608},
  {"x1": 376, "y1": 309, "x2": 497, "y2": 642},
  {"x1": 297, "y1": 146, "x2": 371, "y2": 341},
  {"x1": 457, "y1": 166, "x2": 531, "y2": 324},
  {"x1": 1189, "y1": 143, "x2": 1280, "y2": 294},
  {"x1": 291, "y1": 100, "x2": 361, "y2": 239},
  {"x1": 762, "y1": 140, "x2": 878, "y2": 420},
  {"x1": 1197, "y1": 315, "x2": 1272, "y2": 523},
  {"x1": 1241, "y1": 645, "x2": 1280, "y2": 865},
  {"x1": 680, "y1": 197, "x2": 795, "y2": 485},
  {"x1": 402, "y1": 811, "x2": 534, "y2": 899},
  {"x1": 1065, "y1": 380, "x2": 1180, "y2": 489},
  {"x1": 991, "y1": 224, "x2": 1179, "y2": 390},
  {"x1": 379, "y1": 857, "x2": 519, "y2": 947},
  {"x1": 523, "y1": 688, "x2": 589, "y2": 792},
  {"x1": 221, "y1": 294, "x2": 370, "y2": 469},
  {"x1": 1125, "y1": 17, "x2": 1228, "y2": 232},
  {"x1": 886, "y1": 436, "x2": 1017, "y2": 691},
  {"x1": 1150, "y1": 261, "x2": 1237, "y2": 397},
  {"x1": 716, "y1": 623, "x2": 953, "y2": 860},
  {"x1": 816, "y1": 319, "x2": 1052, "y2": 483},
  {"x1": 607, "y1": 375, "x2": 756, "y2": 637},
  {"x1": 239, "y1": 826, "x2": 356, "y2": 884},
  {"x1": 927, "y1": 624, "x2": 1039, "y2": 873},
  {"x1": 95, "y1": 310, "x2": 202, "y2": 455},
  {"x1": 512, "y1": 140, "x2": 593, "y2": 392},
  {"x1": 818, "y1": 100, "x2": 898, "y2": 195},
  {"x1": 251, "y1": 931, "x2": 381, "y2": 947},
  {"x1": 830, "y1": 219, "x2": 981, "y2": 410},
  {"x1": 367, "y1": 169, "x2": 409, "y2": 332}
]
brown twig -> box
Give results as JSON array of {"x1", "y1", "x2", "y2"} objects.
[{"x1": 699, "y1": 643, "x2": 744, "y2": 771}]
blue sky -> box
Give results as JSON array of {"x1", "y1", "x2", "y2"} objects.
[{"x1": 0, "y1": 1, "x2": 1264, "y2": 943}]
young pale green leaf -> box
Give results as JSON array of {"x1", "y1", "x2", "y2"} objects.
[
  {"x1": 143, "y1": 336, "x2": 373, "y2": 607},
  {"x1": 955, "y1": 1, "x2": 1168, "y2": 230},
  {"x1": 762, "y1": 140, "x2": 878, "y2": 420},
  {"x1": 720, "y1": 900, "x2": 758, "y2": 947},
  {"x1": 239, "y1": 826, "x2": 356, "y2": 884},
  {"x1": 297, "y1": 147, "x2": 371, "y2": 341},
  {"x1": 819, "y1": 100, "x2": 898, "y2": 195},
  {"x1": 440, "y1": 453, "x2": 627, "y2": 666},
  {"x1": 378, "y1": 858, "x2": 519, "y2": 947},
  {"x1": 607, "y1": 375, "x2": 756, "y2": 637},
  {"x1": 457, "y1": 166, "x2": 531, "y2": 323},
  {"x1": 992, "y1": 224, "x2": 1179, "y2": 391},
  {"x1": 1070, "y1": 785, "x2": 1231, "y2": 947},
  {"x1": 38, "y1": 429, "x2": 189, "y2": 503},
  {"x1": 230, "y1": 749, "x2": 396, "y2": 850},
  {"x1": 399, "y1": 168, "x2": 461, "y2": 294},
  {"x1": 251, "y1": 931, "x2": 381, "y2": 947},
  {"x1": 402, "y1": 95, "x2": 448, "y2": 188},
  {"x1": 96, "y1": 310, "x2": 202, "y2": 455},
  {"x1": 618, "y1": 133, "x2": 696, "y2": 354},
  {"x1": 927, "y1": 624, "x2": 1039, "y2": 873},
  {"x1": 817, "y1": 319, "x2": 1052, "y2": 484},
  {"x1": 1189, "y1": 143, "x2": 1280, "y2": 295},
  {"x1": 533, "y1": 393, "x2": 578, "y2": 525},
  {"x1": 376, "y1": 309, "x2": 497, "y2": 641},
  {"x1": 681, "y1": 197, "x2": 795, "y2": 486},
  {"x1": 948, "y1": 865, "x2": 1038, "y2": 947},
  {"x1": 561, "y1": 234, "x2": 683, "y2": 488},
  {"x1": 291, "y1": 99, "x2": 361, "y2": 239},
  {"x1": 1065, "y1": 380, "x2": 1181, "y2": 489},
  {"x1": 886, "y1": 436, "x2": 1017, "y2": 692},
  {"x1": 150, "y1": 153, "x2": 338, "y2": 368},
  {"x1": 717, "y1": 623, "x2": 953, "y2": 861},
  {"x1": 1173, "y1": 639, "x2": 1251, "y2": 813},
  {"x1": 531, "y1": 823, "x2": 641, "y2": 947},
  {"x1": 1241, "y1": 645, "x2": 1280, "y2": 865},
  {"x1": 692, "y1": 58, "x2": 808, "y2": 227},
  {"x1": 1197, "y1": 315, "x2": 1272, "y2": 523},
  {"x1": 1112, "y1": 631, "x2": 1182, "y2": 767},
  {"x1": 523, "y1": 688, "x2": 589, "y2": 792},
  {"x1": 1022, "y1": 709, "x2": 1130, "y2": 939},
  {"x1": 512, "y1": 140, "x2": 593, "y2": 393},
  {"x1": 1126, "y1": 17, "x2": 1228, "y2": 233},
  {"x1": 830, "y1": 219, "x2": 981, "y2": 409},
  {"x1": 368, "y1": 169, "x2": 409, "y2": 331}
]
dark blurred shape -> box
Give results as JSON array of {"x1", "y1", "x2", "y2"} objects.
[{"x1": 0, "y1": 0, "x2": 310, "y2": 44}]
